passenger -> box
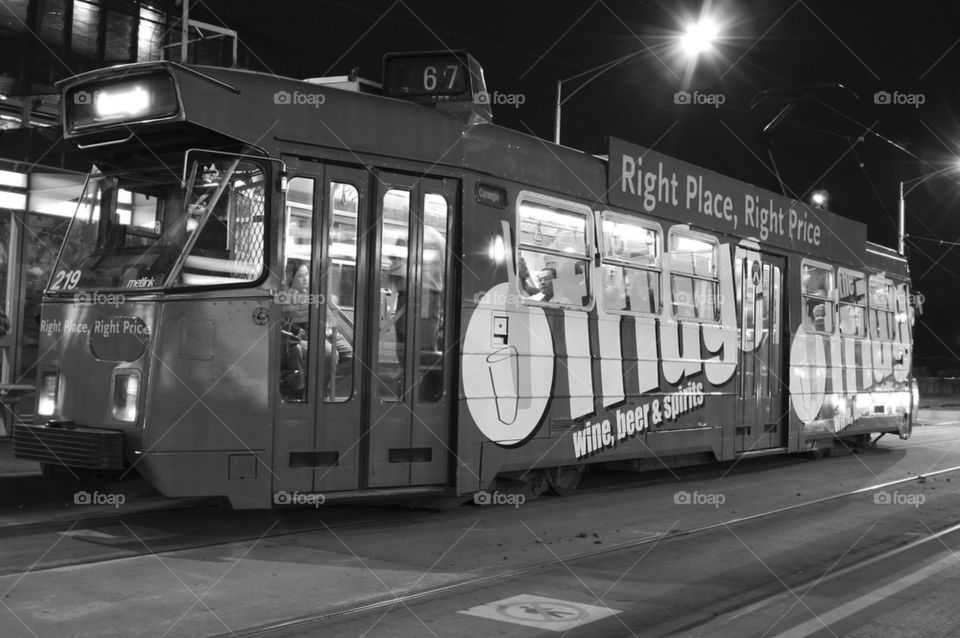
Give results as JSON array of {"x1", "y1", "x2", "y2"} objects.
[
  {"x1": 279, "y1": 259, "x2": 336, "y2": 400},
  {"x1": 531, "y1": 267, "x2": 559, "y2": 302},
  {"x1": 812, "y1": 303, "x2": 826, "y2": 331},
  {"x1": 517, "y1": 255, "x2": 539, "y2": 296},
  {"x1": 327, "y1": 307, "x2": 353, "y2": 370},
  {"x1": 280, "y1": 259, "x2": 310, "y2": 398},
  {"x1": 281, "y1": 259, "x2": 310, "y2": 336},
  {"x1": 602, "y1": 268, "x2": 626, "y2": 311}
]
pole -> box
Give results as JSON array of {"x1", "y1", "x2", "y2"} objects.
[
  {"x1": 554, "y1": 79, "x2": 562, "y2": 145},
  {"x1": 898, "y1": 180, "x2": 905, "y2": 255},
  {"x1": 551, "y1": 50, "x2": 645, "y2": 146},
  {"x1": 180, "y1": 0, "x2": 189, "y2": 64}
]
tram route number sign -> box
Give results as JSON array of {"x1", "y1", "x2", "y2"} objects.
[
  {"x1": 383, "y1": 51, "x2": 472, "y2": 100},
  {"x1": 459, "y1": 594, "x2": 621, "y2": 632}
]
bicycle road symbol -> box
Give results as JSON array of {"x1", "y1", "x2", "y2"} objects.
[{"x1": 498, "y1": 601, "x2": 588, "y2": 623}]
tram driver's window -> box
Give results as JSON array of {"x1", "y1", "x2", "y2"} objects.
[
  {"x1": 599, "y1": 212, "x2": 660, "y2": 314},
  {"x1": 837, "y1": 269, "x2": 866, "y2": 337},
  {"x1": 668, "y1": 232, "x2": 719, "y2": 320},
  {"x1": 801, "y1": 262, "x2": 834, "y2": 333},
  {"x1": 517, "y1": 196, "x2": 591, "y2": 307},
  {"x1": 180, "y1": 159, "x2": 266, "y2": 286}
]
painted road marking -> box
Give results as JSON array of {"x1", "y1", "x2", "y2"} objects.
[
  {"x1": 58, "y1": 529, "x2": 119, "y2": 540},
  {"x1": 772, "y1": 552, "x2": 959, "y2": 638},
  {"x1": 459, "y1": 594, "x2": 621, "y2": 632}
]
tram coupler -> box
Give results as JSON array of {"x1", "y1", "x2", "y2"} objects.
[{"x1": 898, "y1": 421, "x2": 912, "y2": 440}]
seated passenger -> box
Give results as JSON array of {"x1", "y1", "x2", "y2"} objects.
[
  {"x1": 530, "y1": 267, "x2": 559, "y2": 302},
  {"x1": 280, "y1": 259, "x2": 336, "y2": 400}
]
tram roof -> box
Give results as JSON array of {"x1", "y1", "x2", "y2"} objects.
[{"x1": 60, "y1": 61, "x2": 903, "y2": 271}]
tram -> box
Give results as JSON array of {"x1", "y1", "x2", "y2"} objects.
[{"x1": 14, "y1": 51, "x2": 919, "y2": 508}]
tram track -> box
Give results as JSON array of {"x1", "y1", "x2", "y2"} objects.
[
  {"x1": 214, "y1": 462, "x2": 960, "y2": 638},
  {"x1": 3, "y1": 452, "x2": 954, "y2": 579},
  {"x1": 0, "y1": 505, "x2": 431, "y2": 579},
  {"x1": 0, "y1": 452, "x2": 823, "y2": 574}
]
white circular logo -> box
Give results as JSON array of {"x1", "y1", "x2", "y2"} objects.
[
  {"x1": 462, "y1": 283, "x2": 554, "y2": 445},
  {"x1": 789, "y1": 324, "x2": 826, "y2": 423}
]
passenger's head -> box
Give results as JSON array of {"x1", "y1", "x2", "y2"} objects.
[
  {"x1": 286, "y1": 259, "x2": 309, "y2": 291},
  {"x1": 538, "y1": 267, "x2": 557, "y2": 298}
]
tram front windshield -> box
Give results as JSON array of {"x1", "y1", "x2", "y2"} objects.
[{"x1": 48, "y1": 155, "x2": 266, "y2": 293}]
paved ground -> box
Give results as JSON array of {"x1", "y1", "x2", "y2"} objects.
[{"x1": 1, "y1": 418, "x2": 959, "y2": 637}]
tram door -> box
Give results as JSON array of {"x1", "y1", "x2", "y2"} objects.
[
  {"x1": 367, "y1": 172, "x2": 457, "y2": 488},
  {"x1": 274, "y1": 161, "x2": 371, "y2": 496},
  {"x1": 737, "y1": 250, "x2": 787, "y2": 452}
]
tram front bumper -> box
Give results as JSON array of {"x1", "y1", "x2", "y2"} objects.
[{"x1": 13, "y1": 423, "x2": 124, "y2": 470}]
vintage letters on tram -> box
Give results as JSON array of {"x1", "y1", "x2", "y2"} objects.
[{"x1": 462, "y1": 140, "x2": 909, "y2": 462}]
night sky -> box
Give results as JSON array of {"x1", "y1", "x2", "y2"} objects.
[{"x1": 195, "y1": 0, "x2": 960, "y2": 371}]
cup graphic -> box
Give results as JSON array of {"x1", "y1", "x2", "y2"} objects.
[{"x1": 487, "y1": 346, "x2": 519, "y2": 425}]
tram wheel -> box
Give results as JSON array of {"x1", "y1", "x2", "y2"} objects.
[
  {"x1": 547, "y1": 466, "x2": 584, "y2": 496},
  {"x1": 525, "y1": 471, "x2": 550, "y2": 499}
]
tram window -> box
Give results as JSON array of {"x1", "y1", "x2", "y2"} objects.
[
  {"x1": 599, "y1": 213, "x2": 661, "y2": 314},
  {"x1": 894, "y1": 283, "x2": 910, "y2": 344},
  {"x1": 801, "y1": 261, "x2": 834, "y2": 333},
  {"x1": 837, "y1": 269, "x2": 866, "y2": 337},
  {"x1": 869, "y1": 277, "x2": 895, "y2": 341},
  {"x1": 517, "y1": 195, "x2": 591, "y2": 307},
  {"x1": 179, "y1": 160, "x2": 265, "y2": 286},
  {"x1": 668, "y1": 231, "x2": 719, "y2": 321},
  {"x1": 279, "y1": 177, "x2": 315, "y2": 403},
  {"x1": 325, "y1": 182, "x2": 358, "y2": 403},
  {"x1": 378, "y1": 189, "x2": 411, "y2": 400},
  {"x1": 114, "y1": 190, "x2": 162, "y2": 245},
  {"x1": 419, "y1": 192, "x2": 448, "y2": 403}
]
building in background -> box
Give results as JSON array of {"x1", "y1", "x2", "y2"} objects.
[{"x1": 0, "y1": 0, "x2": 236, "y2": 428}]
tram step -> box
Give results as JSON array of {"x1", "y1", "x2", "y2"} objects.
[{"x1": 735, "y1": 447, "x2": 789, "y2": 459}]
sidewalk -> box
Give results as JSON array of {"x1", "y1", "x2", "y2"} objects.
[
  {"x1": 0, "y1": 436, "x2": 40, "y2": 477},
  {"x1": 918, "y1": 394, "x2": 960, "y2": 410}
]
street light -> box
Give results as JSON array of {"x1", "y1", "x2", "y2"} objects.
[
  {"x1": 811, "y1": 190, "x2": 829, "y2": 209},
  {"x1": 679, "y1": 17, "x2": 720, "y2": 57},
  {"x1": 553, "y1": 17, "x2": 720, "y2": 145},
  {"x1": 898, "y1": 163, "x2": 960, "y2": 255}
]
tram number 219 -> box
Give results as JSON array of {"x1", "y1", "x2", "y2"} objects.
[{"x1": 50, "y1": 269, "x2": 82, "y2": 290}]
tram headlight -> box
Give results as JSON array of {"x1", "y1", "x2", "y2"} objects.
[
  {"x1": 111, "y1": 372, "x2": 140, "y2": 423},
  {"x1": 37, "y1": 369, "x2": 59, "y2": 417}
]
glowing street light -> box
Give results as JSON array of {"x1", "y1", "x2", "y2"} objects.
[
  {"x1": 680, "y1": 18, "x2": 720, "y2": 57},
  {"x1": 553, "y1": 14, "x2": 721, "y2": 145},
  {"x1": 810, "y1": 190, "x2": 829, "y2": 209},
  {"x1": 899, "y1": 161, "x2": 960, "y2": 255}
]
